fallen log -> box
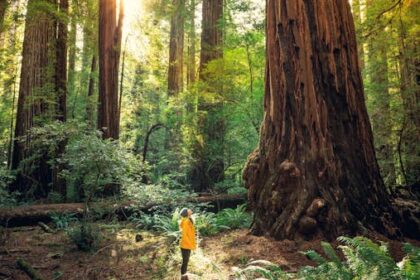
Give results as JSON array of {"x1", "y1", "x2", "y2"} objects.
[{"x1": 0, "y1": 193, "x2": 246, "y2": 227}]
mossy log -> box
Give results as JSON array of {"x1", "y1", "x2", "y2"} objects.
[{"x1": 16, "y1": 258, "x2": 44, "y2": 280}]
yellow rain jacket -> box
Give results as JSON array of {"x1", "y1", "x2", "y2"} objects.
[{"x1": 179, "y1": 217, "x2": 196, "y2": 250}]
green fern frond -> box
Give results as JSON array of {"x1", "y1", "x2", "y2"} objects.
[{"x1": 321, "y1": 241, "x2": 341, "y2": 264}]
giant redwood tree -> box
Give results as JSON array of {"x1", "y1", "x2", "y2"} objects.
[
  {"x1": 12, "y1": 0, "x2": 68, "y2": 197},
  {"x1": 98, "y1": 0, "x2": 124, "y2": 139},
  {"x1": 243, "y1": 0, "x2": 419, "y2": 240}
]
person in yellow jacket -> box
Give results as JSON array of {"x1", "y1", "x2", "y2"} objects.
[{"x1": 179, "y1": 208, "x2": 196, "y2": 278}]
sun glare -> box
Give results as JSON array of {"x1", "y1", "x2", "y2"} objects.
[{"x1": 121, "y1": 0, "x2": 145, "y2": 59}]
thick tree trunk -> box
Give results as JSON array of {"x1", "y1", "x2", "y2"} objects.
[
  {"x1": 243, "y1": 0, "x2": 415, "y2": 240},
  {"x1": 187, "y1": 0, "x2": 196, "y2": 86},
  {"x1": 199, "y1": 0, "x2": 223, "y2": 77},
  {"x1": 192, "y1": 0, "x2": 224, "y2": 192},
  {"x1": 11, "y1": 0, "x2": 58, "y2": 197},
  {"x1": 168, "y1": 0, "x2": 184, "y2": 96},
  {"x1": 98, "y1": 0, "x2": 124, "y2": 140}
]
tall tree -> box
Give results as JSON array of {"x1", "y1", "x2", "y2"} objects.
[
  {"x1": 397, "y1": 1, "x2": 420, "y2": 184},
  {"x1": 199, "y1": 0, "x2": 223, "y2": 77},
  {"x1": 365, "y1": 1, "x2": 396, "y2": 186},
  {"x1": 11, "y1": 0, "x2": 61, "y2": 196},
  {"x1": 168, "y1": 0, "x2": 185, "y2": 95},
  {"x1": 243, "y1": 0, "x2": 418, "y2": 240},
  {"x1": 56, "y1": 0, "x2": 68, "y2": 122},
  {"x1": 186, "y1": 0, "x2": 196, "y2": 86},
  {"x1": 98, "y1": 0, "x2": 124, "y2": 140},
  {"x1": 191, "y1": 0, "x2": 224, "y2": 191}
]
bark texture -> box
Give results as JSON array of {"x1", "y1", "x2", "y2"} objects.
[
  {"x1": 168, "y1": 0, "x2": 185, "y2": 95},
  {"x1": 98, "y1": 0, "x2": 124, "y2": 140},
  {"x1": 199, "y1": 0, "x2": 223, "y2": 77},
  {"x1": 11, "y1": 0, "x2": 59, "y2": 197},
  {"x1": 243, "y1": 0, "x2": 416, "y2": 240}
]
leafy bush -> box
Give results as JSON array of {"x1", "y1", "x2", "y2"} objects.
[
  {"x1": 124, "y1": 183, "x2": 190, "y2": 207},
  {"x1": 61, "y1": 129, "x2": 145, "y2": 201},
  {"x1": 0, "y1": 166, "x2": 17, "y2": 207},
  {"x1": 50, "y1": 212, "x2": 78, "y2": 230},
  {"x1": 233, "y1": 236, "x2": 420, "y2": 280},
  {"x1": 67, "y1": 222, "x2": 101, "y2": 251},
  {"x1": 195, "y1": 212, "x2": 221, "y2": 236}
]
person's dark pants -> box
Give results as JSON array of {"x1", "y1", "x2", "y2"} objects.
[{"x1": 181, "y1": 248, "x2": 191, "y2": 275}]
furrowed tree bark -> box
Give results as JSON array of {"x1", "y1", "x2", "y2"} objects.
[
  {"x1": 168, "y1": 0, "x2": 185, "y2": 96},
  {"x1": 243, "y1": 0, "x2": 418, "y2": 240},
  {"x1": 191, "y1": 0, "x2": 224, "y2": 192},
  {"x1": 11, "y1": 0, "x2": 58, "y2": 198},
  {"x1": 187, "y1": 0, "x2": 196, "y2": 86},
  {"x1": 98, "y1": 0, "x2": 124, "y2": 140}
]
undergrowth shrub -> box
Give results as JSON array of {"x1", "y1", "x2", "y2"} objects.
[
  {"x1": 131, "y1": 204, "x2": 252, "y2": 238},
  {"x1": 0, "y1": 166, "x2": 17, "y2": 207},
  {"x1": 50, "y1": 212, "x2": 78, "y2": 230},
  {"x1": 67, "y1": 222, "x2": 101, "y2": 251},
  {"x1": 233, "y1": 236, "x2": 420, "y2": 280}
]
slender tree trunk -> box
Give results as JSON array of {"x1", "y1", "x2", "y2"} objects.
[
  {"x1": 243, "y1": 0, "x2": 417, "y2": 240},
  {"x1": 187, "y1": 0, "x2": 196, "y2": 86},
  {"x1": 67, "y1": 4, "x2": 77, "y2": 118},
  {"x1": 11, "y1": 0, "x2": 58, "y2": 197},
  {"x1": 52, "y1": 0, "x2": 68, "y2": 198},
  {"x1": 98, "y1": 0, "x2": 124, "y2": 140},
  {"x1": 118, "y1": 38, "x2": 127, "y2": 124},
  {"x1": 168, "y1": 0, "x2": 185, "y2": 96},
  {"x1": 86, "y1": 55, "x2": 97, "y2": 127},
  {"x1": 56, "y1": 0, "x2": 68, "y2": 122},
  {"x1": 191, "y1": 0, "x2": 224, "y2": 192},
  {"x1": 352, "y1": 0, "x2": 365, "y2": 71}
]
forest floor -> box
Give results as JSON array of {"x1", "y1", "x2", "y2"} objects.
[{"x1": 0, "y1": 223, "x2": 418, "y2": 280}]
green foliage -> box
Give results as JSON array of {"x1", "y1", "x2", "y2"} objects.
[
  {"x1": 131, "y1": 204, "x2": 252, "y2": 238},
  {"x1": 234, "y1": 237, "x2": 420, "y2": 280},
  {"x1": 214, "y1": 204, "x2": 252, "y2": 230},
  {"x1": 0, "y1": 166, "x2": 17, "y2": 207},
  {"x1": 57, "y1": 122, "x2": 145, "y2": 201},
  {"x1": 124, "y1": 183, "x2": 189, "y2": 207},
  {"x1": 67, "y1": 222, "x2": 101, "y2": 251},
  {"x1": 50, "y1": 212, "x2": 78, "y2": 230}
]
